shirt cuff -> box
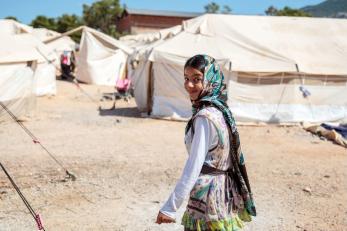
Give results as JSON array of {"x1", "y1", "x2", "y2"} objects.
[{"x1": 159, "y1": 208, "x2": 176, "y2": 220}]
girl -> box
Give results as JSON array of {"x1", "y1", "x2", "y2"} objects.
[{"x1": 156, "y1": 55, "x2": 256, "y2": 231}]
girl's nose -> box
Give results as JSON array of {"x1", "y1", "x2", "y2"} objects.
[{"x1": 187, "y1": 81, "x2": 194, "y2": 89}]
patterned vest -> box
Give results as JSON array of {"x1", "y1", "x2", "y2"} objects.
[{"x1": 185, "y1": 107, "x2": 230, "y2": 171}]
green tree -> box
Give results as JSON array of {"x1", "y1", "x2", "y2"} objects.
[
  {"x1": 56, "y1": 14, "x2": 82, "y2": 32},
  {"x1": 221, "y1": 5, "x2": 232, "y2": 14},
  {"x1": 265, "y1": 6, "x2": 278, "y2": 16},
  {"x1": 31, "y1": 15, "x2": 57, "y2": 31},
  {"x1": 204, "y1": 2, "x2": 232, "y2": 14},
  {"x1": 82, "y1": 0, "x2": 123, "y2": 38},
  {"x1": 56, "y1": 14, "x2": 83, "y2": 42},
  {"x1": 204, "y1": 2, "x2": 220, "y2": 13},
  {"x1": 5, "y1": 16, "x2": 20, "y2": 22},
  {"x1": 266, "y1": 6, "x2": 312, "y2": 17},
  {"x1": 277, "y1": 6, "x2": 312, "y2": 17}
]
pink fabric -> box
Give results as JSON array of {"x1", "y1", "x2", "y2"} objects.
[{"x1": 116, "y1": 78, "x2": 131, "y2": 91}]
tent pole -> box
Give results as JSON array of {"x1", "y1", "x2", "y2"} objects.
[
  {"x1": 256, "y1": 74, "x2": 260, "y2": 85},
  {"x1": 272, "y1": 77, "x2": 287, "y2": 123},
  {"x1": 228, "y1": 61, "x2": 233, "y2": 81},
  {"x1": 296, "y1": 64, "x2": 315, "y2": 121},
  {"x1": 324, "y1": 75, "x2": 327, "y2": 86},
  {"x1": 147, "y1": 61, "x2": 154, "y2": 115},
  {"x1": 227, "y1": 61, "x2": 232, "y2": 106},
  {"x1": 43, "y1": 26, "x2": 85, "y2": 44},
  {"x1": 295, "y1": 64, "x2": 304, "y2": 85}
]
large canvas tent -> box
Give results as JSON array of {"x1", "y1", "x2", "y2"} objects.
[
  {"x1": 121, "y1": 25, "x2": 182, "y2": 112},
  {"x1": 30, "y1": 27, "x2": 76, "y2": 96},
  {"x1": 21, "y1": 34, "x2": 58, "y2": 97},
  {"x1": 129, "y1": 14, "x2": 347, "y2": 123},
  {"x1": 0, "y1": 19, "x2": 32, "y2": 35},
  {"x1": 0, "y1": 19, "x2": 63, "y2": 96},
  {"x1": 0, "y1": 20, "x2": 75, "y2": 56},
  {"x1": 34, "y1": 28, "x2": 76, "y2": 59},
  {"x1": 0, "y1": 33, "x2": 56, "y2": 121},
  {"x1": 48, "y1": 26, "x2": 133, "y2": 86},
  {"x1": 77, "y1": 27, "x2": 132, "y2": 86}
]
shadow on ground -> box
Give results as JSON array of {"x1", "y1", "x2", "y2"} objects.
[{"x1": 98, "y1": 106, "x2": 142, "y2": 118}]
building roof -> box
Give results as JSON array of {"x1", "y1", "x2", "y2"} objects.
[{"x1": 125, "y1": 8, "x2": 202, "y2": 18}]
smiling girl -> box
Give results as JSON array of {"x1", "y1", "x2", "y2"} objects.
[{"x1": 156, "y1": 54, "x2": 256, "y2": 231}]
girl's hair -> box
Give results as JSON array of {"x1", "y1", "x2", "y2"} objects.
[{"x1": 184, "y1": 55, "x2": 206, "y2": 74}]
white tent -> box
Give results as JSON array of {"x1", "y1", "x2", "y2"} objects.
[
  {"x1": 31, "y1": 28, "x2": 76, "y2": 95},
  {"x1": 21, "y1": 34, "x2": 58, "y2": 97},
  {"x1": 48, "y1": 26, "x2": 133, "y2": 86},
  {"x1": 129, "y1": 14, "x2": 347, "y2": 123},
  {"x1": 0, "y1": 20, "x2": 76, "y2": 55},
  {"x1": 76, "y1": 26, "x2": 132, "y2": 86},
  {"x1": 121, "y1": 25, "x2": 182, "y2": 112},
  {"x1": 38, "y1": 28, "x2": 76, "y2": 84},
  {"x1": 34, "y1": 28, "x2": 76, "y2": 57},
  {"x1": 0, "y1": 33, "x2": 52, "y2": 121},
  {"x1": 0, "y1": 19, "x2": 32, "y2": 35},
  {"x1": 0, "y1": 19, "x2": 60, "y2": 96}
]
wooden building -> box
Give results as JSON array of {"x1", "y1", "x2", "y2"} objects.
[{"x1": 116, "y1": 9, "x2": 201, "y2": 34}]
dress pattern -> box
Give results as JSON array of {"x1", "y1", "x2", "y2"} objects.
[{"x1": 182, "y1": 107, "x2": 244, "y2": 231}]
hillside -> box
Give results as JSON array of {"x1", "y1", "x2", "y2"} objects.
[{"x1": 301, "y1": 0, "x2": 347, "y2": 17}]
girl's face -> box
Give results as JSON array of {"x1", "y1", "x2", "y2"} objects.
[{"x1": 184, "y1": 67, "x2": 204, "y2": 101}]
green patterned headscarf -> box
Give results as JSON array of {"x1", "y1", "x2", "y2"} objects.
[
  {"x1": 189, "y1": 55, "x2": 236, "y2": 133},
  {"x1": 185, "y1": 54, "x2": 256, "y2": 219}
]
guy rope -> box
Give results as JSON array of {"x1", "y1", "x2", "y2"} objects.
[
  {"x1": 0, "y1": 162, "x2": 46, "y2": 231},
  {"x1": 0, "y1": 101, "x2": 76, "y2": 180}
]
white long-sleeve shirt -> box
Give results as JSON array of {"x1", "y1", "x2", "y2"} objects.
[{"x1": 160, "y1": 116, "x2": 218, "y2": 219}]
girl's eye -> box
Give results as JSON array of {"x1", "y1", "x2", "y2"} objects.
[
  {"x1": 184, "y1": 77, "x2": 189, "y2": 81},
  {"x1": 194, "y1": 78, "x2": 202, "y2": 83}
]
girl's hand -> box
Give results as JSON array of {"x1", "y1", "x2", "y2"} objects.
[{"x1": 156, "y1": 211, "x2": 175, "y2": 224}]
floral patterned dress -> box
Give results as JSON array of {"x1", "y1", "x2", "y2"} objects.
[{"x1": 182, "y1": 107, "x2": 244, "y2": 231}]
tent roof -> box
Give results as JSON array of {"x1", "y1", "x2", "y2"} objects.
[
  {"x1": 45, "y1": 26, "x2": 133, "y2": 55},
  {"x1": 0, "y1": 19, "x2": 75, "y2": 57},
  {"x1": 31, "y1": 28, "x2": 76, "y2": 52},
  {"x1": 125, "y1": 8, "x2": 201, "y2": 18},
  {"x1": 120, "y1": 25, "x2": 182, "y2": 47},
  {"x1": 149, "y1": 14, "x2": 347, "y2": 75},
  {"x1": 0, "y1": 19, "x2": 32, "y2": 36},
  {"x1": 84, "y1": 26, "x2": 133, "y2": 54},
  {"x1": 0, "y1": 33, "x2": 57, "y2": 64},
  {"x1": 31, "y1": 28, "x2": 61, "y2": 41}
]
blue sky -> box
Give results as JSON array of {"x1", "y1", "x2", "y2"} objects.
[{"x1": 1, "y1": 0, "x2": 324, "y2": 24}]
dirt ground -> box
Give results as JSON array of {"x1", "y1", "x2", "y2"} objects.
[{"x1": 0, "y1": 80, "x2": 346, "y2": 231}]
